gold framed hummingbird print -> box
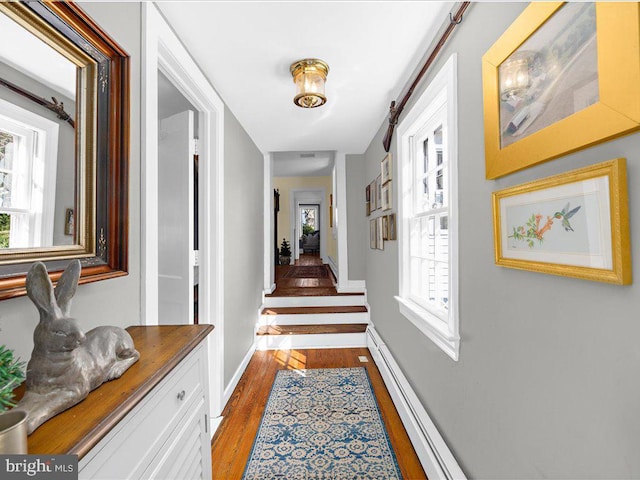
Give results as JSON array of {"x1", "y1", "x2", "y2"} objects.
[
  {"x1": 482, "y1": 2, "x2": 640, "y2": 179},
  {"x1": 492, "y1": 158, "x2": 631, "y2": 284}
]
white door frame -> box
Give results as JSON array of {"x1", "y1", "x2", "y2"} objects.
[
  {"x1": 143, "y1": 3, "x2": 225, "y2": 425},
  {"x1": 290, "y1": 189, "x2": 326, "y2": 263},
  {"x1": 263, "y1": 154, "x2": 275, "y2": 293}
]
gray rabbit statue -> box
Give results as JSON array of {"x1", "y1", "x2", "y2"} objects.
[{"x1": 16, "y1": 260, "x2": 140, "y2": 434}]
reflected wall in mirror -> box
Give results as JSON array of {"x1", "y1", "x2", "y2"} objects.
[{"x1": 0, "y1": 1, "x2": 129, "y2": 300}]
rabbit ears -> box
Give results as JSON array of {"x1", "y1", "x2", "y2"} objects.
[{"x1": 26, "y1": 260, "x2": 82, "y2": 320}]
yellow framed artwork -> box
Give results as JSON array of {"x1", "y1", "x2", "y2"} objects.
[
  {"x1": 492, "y1": 158, "x2": 631, "y2": 284},
  {"x1": 482, "y1": 2, "x2": 640, "y2": 179}
]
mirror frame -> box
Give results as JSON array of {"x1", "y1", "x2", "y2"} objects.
[{"x1": 0, "y1": 1, "x2": 129, "y2": 300}]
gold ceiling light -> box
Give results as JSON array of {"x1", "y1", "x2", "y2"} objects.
[{"x1": 290, "y1": 58, "x2": 329, "y2": 108}]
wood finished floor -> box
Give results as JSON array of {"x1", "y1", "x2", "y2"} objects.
[
  {"x1": 210, "y1": 348, "x2": 427, "y2": 479},
  {"x1": 269, "y1": 253, "x2": 343, "y2": 296}
]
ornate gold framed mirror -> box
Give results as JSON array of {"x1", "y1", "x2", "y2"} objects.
[{"x1": 0, "y1": 1, "x2": 129, "y2": 300}]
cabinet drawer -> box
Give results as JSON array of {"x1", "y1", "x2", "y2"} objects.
[{"x1": 79, "y1": 344, "x2": 205, "y2": 479}]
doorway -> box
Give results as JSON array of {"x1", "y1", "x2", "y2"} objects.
[
  {"x1": 157, "y1": 72, "x2": 198, "y2": 325},
  {"x1": 299, "y1": 204, "x2": 320, "y2": 256},
  {"x1": 144, "y1": 2, "x2": 226, "y2": 423}
]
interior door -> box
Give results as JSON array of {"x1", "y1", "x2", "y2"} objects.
[{"x1": 158, "y1": 110, "x2": 195, "y2": 325}]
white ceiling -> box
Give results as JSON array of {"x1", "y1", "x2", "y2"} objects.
[{"x1": 157, "y1": 1, "x2": 454, "y2": 155}]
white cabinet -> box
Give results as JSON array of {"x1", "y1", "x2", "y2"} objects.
[{"x1": 79, "y1": 343, "x2": 212, "y2": 480}]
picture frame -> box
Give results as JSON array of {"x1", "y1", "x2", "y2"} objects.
[
  {"x1": 482, "y1": 2, "x2": 640, "y2": 179},
  {"x1": 369, "y1": 180, "x2": 377, "y2": 211},
  {"x1": 381, "y1": 153, "x2": 392, "y2": 184},
  {"x1": 64, "y1": 208, "x2": 75, "y2": 236},
  {"x1": 381, "y1": 182, "x2": 392, "y2": 211},
  {"x1": 365, "y1": 185, "x2": 371, "y2": 216},
  {"x1": 492, "y1": 158, "x2": 631, "y2": 284},
  {"x1": 388, "y1": 213, "x2": 397, "y2": 241},
  {"x1": 377, "y1": 216, "x2": 384, "y2": 250},
  {"x1": 376, "y1": 175, "x2": 382, "y2": 210},
  {"x1": 370, "y1": 219, "x2": 377, "y2": 249},
  {"x1": 382, "y1": 216, "x2": 389, "y2": 241}
]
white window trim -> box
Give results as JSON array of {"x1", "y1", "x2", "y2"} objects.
[
  {"x1": 0, "y1": 98, "x2": 58, "y2": 247},
  {"x1": 395, "y1": 54, "x2": 460, "y2": 361}
]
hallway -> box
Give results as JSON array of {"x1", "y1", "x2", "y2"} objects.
[{"x1": 211, "y1": 348, "x2": 426, "y2": 479}]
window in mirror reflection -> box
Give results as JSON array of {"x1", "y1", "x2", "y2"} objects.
[{"x1": 0, "y1": 98, "x2": 59, "y2": 249}]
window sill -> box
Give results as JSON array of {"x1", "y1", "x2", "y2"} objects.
[{"x1": 395, "y1": 296, "x2": 459, "y2": 361}]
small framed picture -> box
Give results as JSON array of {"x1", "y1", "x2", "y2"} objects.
[
  {"x1": 369, "y1": 180, "x2": 377, "y2": 211},
  {"x1": 377, "y1": 216, "x2": 384, "y2": 250},
  {"x1": 381, "y1": 153, "x2": 392, "y2": 184},
  {"x1": 365, "y1": 185, "x2": 371, "y2": 216},
  {"x1": 382, "y1": 215, "x2": 389, "y2": 240},
  {"x1": 493, "y1": 158, "x2": 631, "y2": 284},
  {"x1": 381, "y1": 182, "x2": 392, "y2": 211},
  {"x1": 370, "y1": 219, "x2": 377, "y2": 249},
  {"x1": 64, "y1": 208, "x2": 75, "y2": 236},
  {"x1": 376, "y1": 175, "x2": 382, "y2": 210},
  {"x1": 388, "y1": 213, "x2": 397, "y2": 240}
]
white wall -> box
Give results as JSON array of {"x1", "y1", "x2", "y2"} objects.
[
  {"x1": 0, "y1": 2, "x2": 142, "y2": 366},
  {"x1": 358, "y1": 3, "x2": 640, "y2": 477}
]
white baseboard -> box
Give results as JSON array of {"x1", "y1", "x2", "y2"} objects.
[
  {"x1": 327, "y1": 256, "x2": 338, "y2": 278},
  {"x1": 223, "y1": 341, "x2": 257, "y2": 406},
  {"x1": 257, "y1": 332, "x2": 367, "y2": 350},
  {"x1": 210, "y1": 415, "x2": 224, "y2": 438},
  {"x1": 367, "y1": 326, "x2": 466, "y2": 480},
  {"x1": 263, "y1": 283, "x2": 276, "y2": 296}
]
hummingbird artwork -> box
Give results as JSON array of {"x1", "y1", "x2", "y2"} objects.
[{"x1": 554, "y1": 203, "x2": 581, "y2": 232}]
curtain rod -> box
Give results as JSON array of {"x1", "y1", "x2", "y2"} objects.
[
  {"x1": 383, "y1": 2, "x2": 470, "y2": 152},
  {"x1": 0, "y1": 77, "x2": 75, "y2": 128}
]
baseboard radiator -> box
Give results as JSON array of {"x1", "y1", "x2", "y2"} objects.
[{"x1": 367, "y1": 326, "x2": 466, "y2": 480}]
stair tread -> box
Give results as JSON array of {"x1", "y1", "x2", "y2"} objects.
[
  {"x1": 261, "y1": 306, "x2": 368, "y2": 315},
  {"x1": 257, "y1": 324, "x2": 368, "y2": 336}
]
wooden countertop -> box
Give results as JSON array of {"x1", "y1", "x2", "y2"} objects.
[{"x1": 21, "y1": 324, "x2": 213, "y2": 458}]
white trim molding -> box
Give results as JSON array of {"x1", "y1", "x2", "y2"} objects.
[
  {"x1": 367, "y1": 326, "x2": 466, "y2": 480},
  {"x1": 263, "y1": 153, "x2": 274, "y2": 291},
  {"x1": 142, "y1": 2, "x2": 225, "y2": 416},
  {"x1": 223, "y1": 341, "x2": 257, "y2": 407},
  {"x1": 335, "y1": 152, "x2": 350, "y2": 290},
  {"x1": 396, "y1": 53, "x2": 460, "y2": 361}
]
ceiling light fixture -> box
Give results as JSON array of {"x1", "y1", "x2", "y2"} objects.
[{"x1": 290, "y1": 58, "x2": 329, "y2": 108}]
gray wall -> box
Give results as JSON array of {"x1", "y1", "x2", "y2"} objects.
[
  {"x1": 0, "y1": 2, "x2": 142, "y2": 366},
  {"x1": 360, "y1": 3, "x2": 640, "y2": 478},
  {"x1": 223, "y1": 106, "x2": 264, "y2": 385},
  {"x1": 345, "y1": 154, "x2": 366, "y2": 280}
]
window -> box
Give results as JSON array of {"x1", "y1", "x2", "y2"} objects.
[
  {"x1": 395, "y1": 54, "x2": 459, "y2": 360},
  {"x1": 0, "y1": 99, "x2": 58, "y2": 249}
]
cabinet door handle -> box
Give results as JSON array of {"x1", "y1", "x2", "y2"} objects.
[{"x1": 177, "y1": 390, "x2": 186, "y2": 401}]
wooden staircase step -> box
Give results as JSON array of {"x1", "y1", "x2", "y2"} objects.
[
  {"x1": 261, "y1": 306, "x2": 368, "y2": 315},
  {"x1": 257, "y1": 324, "x2": 368, "y2": 336},
  {"x1": 266, "y1": 288, "x2": 364, "y2": 297}
]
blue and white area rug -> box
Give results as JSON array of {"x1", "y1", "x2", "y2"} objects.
[{"x1": 242, "y1": 367, "x2": 403, "y2": 480}]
